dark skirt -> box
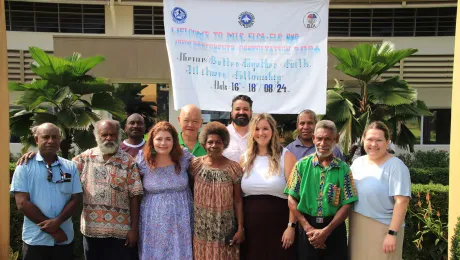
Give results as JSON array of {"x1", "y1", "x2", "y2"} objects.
[{"x1": 240, "y1": 195, "x2": 296, "y2": 260}]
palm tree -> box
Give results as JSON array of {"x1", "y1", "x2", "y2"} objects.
[
  {"x1": 113, "y1": 83, "x2": 157, "y2": 132},
  {"x1": 9, "y1": 47, "x2": 126, "y2": 158},
  {"x1": 323, "y1": 42, "x2": 432, "y2": 154}
]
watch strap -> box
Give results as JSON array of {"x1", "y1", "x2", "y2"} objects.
[{"x1": 388, "y1": 230, "x2": 398, "y2": 236}]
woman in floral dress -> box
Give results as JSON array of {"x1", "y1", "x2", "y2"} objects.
[
  {"x1": 136, "y1": 121, "x2": 193, "y2": 260},
  {"x1": 189, "y1": 122, "x2": 245, "y2": 259}
]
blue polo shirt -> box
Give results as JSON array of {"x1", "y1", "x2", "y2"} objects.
[
  {"x1": 10, "y1": 153, "x2": 82, "y2": 246},
  {"x1": 286, "y1": 137, "x2": 345, "y2": 162}
]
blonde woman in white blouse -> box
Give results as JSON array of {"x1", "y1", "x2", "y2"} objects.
[{"x1": 240, "y1": 113, "x2": 297, "y2": 260}]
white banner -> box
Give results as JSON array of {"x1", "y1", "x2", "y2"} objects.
[{"x1": 164, "y1": 0, "x2": 329, "y2": 114}]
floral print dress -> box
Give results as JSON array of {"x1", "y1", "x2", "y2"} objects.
[
  {"x1": 189, "y1": 157, "x2": 243, "y2": 260},
  {"x1": 136, "y1": 150, "x2": 194, "y2": 260}
]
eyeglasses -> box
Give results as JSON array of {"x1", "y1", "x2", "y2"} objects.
[{"x1": 43, "y1": 163, "x2": 71, "y2": 183}]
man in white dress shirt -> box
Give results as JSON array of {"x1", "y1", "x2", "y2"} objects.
[{"x1": 223, "y1": 95, "x2": 253, "y2": 162}]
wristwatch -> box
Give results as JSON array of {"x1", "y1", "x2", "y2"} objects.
[
  {"x1": 388, "y1": 230, "x2": 398, "y2": 236},
  {"x1": 287, "y1": 222, "x2": 296, "y2": 228}
]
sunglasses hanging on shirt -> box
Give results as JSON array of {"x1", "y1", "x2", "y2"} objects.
[{"x1": 43, "y1": 162, "x2": 72, "y2": 183}]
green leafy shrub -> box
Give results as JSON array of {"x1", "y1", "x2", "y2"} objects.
[
  {"x1": 9, "y1": 247, "x2": 19, "y2": 260},
  {"x1": 408, "y1": 191, "x2": 448, "y2": 259},
  {"x1": 452, "y1": 217, "x2": 460, "y2": 260},
  {"x1": 10, "y1": 163, "x2": 16, "y2": 183},
  {"x1": 398, "y1": 150, "x2": 449, "y2": 168},
  {"x1": 10, "y1": 196, "x2": 22, "y2": 259},
  {"x1": 410, "y1": 167, "x2": 449, "y2": 185},
  {"x1": 403, "y1": 183, "x2": 449, "y2": 260}
]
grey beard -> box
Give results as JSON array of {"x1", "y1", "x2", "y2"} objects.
[{"x1": 98, "y1": 142, "x2": 119, "y2": 154}]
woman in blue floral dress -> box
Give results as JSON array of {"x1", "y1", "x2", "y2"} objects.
[{"x1": 136, "y1": 121, "x2": 193, "y2": 260}]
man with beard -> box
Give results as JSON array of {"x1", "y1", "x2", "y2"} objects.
[
  {"x1": 223, "y1": 95, "x2": 253, "y2": 162},
  {"x1": 72, "y1": 120, "x2": 143, "y2": 260},
  {"x1": 286, "y1": 110, "x2": 345, "y2": 162},
  {"x1": 285, "y1": 120, "x2": 358, "y2": 260},
  {"x1": 120, "y1": 113, "x2": 146, "y2": 157},
  {"x1": 178, "y1": 104, "x2": 207, "y2": 156},
  {"x1": 11, "y1": 123, "x2": 82, "y2": 260}
]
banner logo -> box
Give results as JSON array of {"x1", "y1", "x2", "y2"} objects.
[
  {"x1": 303, "y1": 12, "x2": 320, "y2": 29},
  {"x1": 172, "y1": 7, "x2": 187, "y2": 24},
  {"x1": 238, "y1": 11, "x2": 255, "y2": 28}
]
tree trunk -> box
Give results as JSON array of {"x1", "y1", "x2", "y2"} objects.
[{"x1": 60, "y1": 129, "x2": 72, "y2": 159}]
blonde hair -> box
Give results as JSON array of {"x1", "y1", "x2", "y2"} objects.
[{"x1": 242, "y1": 113, "x2": 282, "y2": 177}]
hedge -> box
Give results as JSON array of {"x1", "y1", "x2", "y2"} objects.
[
  {"x1": 403, "y1": 183, "x2": 449, "y2": 260},
  {"x1": 10, "y1": 163, "x2": 15, "y2": 182},
  {"x1": 410, "y1": 167, "x2": 449, "y2": 186},
  {"x1": 452, "y1": 217, "x2": 460, "y2": 260}
]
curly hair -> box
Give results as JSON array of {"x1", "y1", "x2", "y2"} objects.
[
  {"x1": 242, "y1": 113, "x2": 282, "y2": 177},
  {"x1": 143, "y1": 121, "x2": 183, "y2": 173},
  {"x1": 199, "y1": 121, "x2": 230, "y2": 149}
]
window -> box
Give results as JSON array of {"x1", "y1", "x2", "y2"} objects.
[
  {"x1": 422, "y1": 109, "x2": 451, "y2": 144},
  {"x1": 4, "y1": 1, "x2": 105, "y2": 34},
  {"x1": 407, "y1": 109, "x2": 451, "y2": 145},
  {"x1": 133, "y1": 6, "x2": 165, "y2": 35},
  {"x1": 329, "y1": 7, "x2": 456, "y2": 37}
]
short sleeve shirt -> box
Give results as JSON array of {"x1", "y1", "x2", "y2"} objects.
[
  {"x1": 223, "y1": 124, "x2": 248, "y2": 162},
  {"x1": 351, "y1": 156, "x2": 411, "y2": 226},
  {"x1": 72, "y1": 148, "x2": 143, "y2": 239},
  {"x1": 284, "y1": 154, "x2": 358, "y2": 217},
  {"x1": 178, "y1": 132, "x2": 207, "y2": 157},
  {"x1": 286, "y1": 137, "x2": 345, "y2": 161},
  {"x1": 10, "y1": 153, "x2": 82, "y2": 246}
]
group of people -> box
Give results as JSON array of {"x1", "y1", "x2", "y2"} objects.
[{"x1": 11, "y1": 95, "x2": 411, "y2": 260}]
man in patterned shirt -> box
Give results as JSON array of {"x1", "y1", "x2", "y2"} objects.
[
  {"x1": 284, "y1": 120, "x2": 358, "y2": 260},
  {"x1": 73, "y1": 120, "x2": 143, "y2": 260}
]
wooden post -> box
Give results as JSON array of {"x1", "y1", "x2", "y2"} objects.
[
  {"x1": 448, "y1": 1, "x2": 460, "y2": 258},
  {"x1": 0, "y1": 0, "x2": 11, "y2": 259}
]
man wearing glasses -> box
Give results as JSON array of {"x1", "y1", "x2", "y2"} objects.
[{"x1": 10, "y1": 123, "x2": 83, "y2": 260}]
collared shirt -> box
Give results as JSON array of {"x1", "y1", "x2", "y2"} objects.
[
  {"x1": 72, "y1": 148, "x2": 143, "y2": 239},
  {"x1": 10, "y1": 153, "x2": 82, "y2": 246},
  {"x1": 178, "y1": 132, "x2": 207, "y2": 157},
  {"x1": 223, "y1": 123, "x2": 249, "y2": 162},
  {"x1": 120, "y1": 139, "x2": 145, "y2": 158},
  {"x1": 286, "y1": 137, "x2": 345, "y2": 161},
  {"x1": 284, "y1": 154, "x2": 358, "y2": 217}
]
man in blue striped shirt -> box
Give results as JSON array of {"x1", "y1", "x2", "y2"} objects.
[{"x1": 10, "y1": 123, "x2": 82, "y2": 260}]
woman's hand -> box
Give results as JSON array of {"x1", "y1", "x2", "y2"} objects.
[
  {"x1": 382, "y1": 234, "x2": 397, "y2": 254},
  {"x1": 230, "y1": 229, "x2": 245, "y2": 246},
  {"x1": 281, "y1": 227, "x2": 295, "y2": 249}
]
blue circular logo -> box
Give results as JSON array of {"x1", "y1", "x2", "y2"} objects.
[
  {"x1": 238, "y1": 11, "x2": 255, "y2": 28},
  {"x1": 172, "y1": 7, "x2": 187, "y2": 24}
]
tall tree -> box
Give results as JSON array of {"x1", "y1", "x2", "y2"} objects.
[
  {"x1": 9, "y1": 47, "x2": 126, "y2": 158},
  {"x1": 323, "y1": 42, "x2": 432, "y2": 153},
  {"x1": 113, "y1": 83, "x2": 157, "y2": 132}
]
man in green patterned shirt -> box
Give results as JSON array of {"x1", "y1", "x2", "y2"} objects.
[{"x1": 284, "y1": 120, "x2": 358, "y2": 260}]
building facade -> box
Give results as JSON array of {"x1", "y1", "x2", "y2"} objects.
[{"x1": 5, "y1": 0, "x2": 455, "y2": 153}]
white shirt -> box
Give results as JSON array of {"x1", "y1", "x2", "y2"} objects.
[
  {"x1": 241, "y1": 148, "x2": 289, "y2": 199},
  {"x1": 223, "y1": 123, "x2": 249, "y2": 162}
]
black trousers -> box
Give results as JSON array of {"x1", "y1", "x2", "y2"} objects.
[
  {"x1": 297, "y1": 214, "x2": 348, "y2": 260},
  {"x1": 83, "y1": 236, "x2": 138, "y2": 260},
  {"x1": 22, "y1": 242, "x2": 73, "y2": 260}
]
